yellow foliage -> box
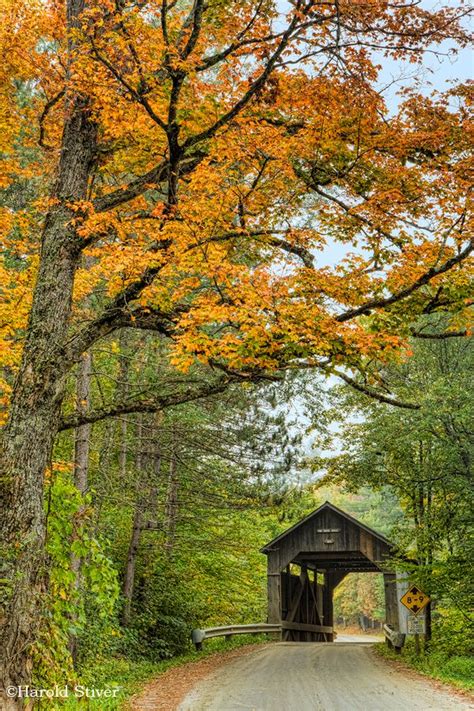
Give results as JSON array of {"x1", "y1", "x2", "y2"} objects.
[{"x1": 0, "y1": 0, "x2": 472, "y2": 413}]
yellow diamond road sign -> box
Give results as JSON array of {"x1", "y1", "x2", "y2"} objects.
[{"x1": 400, "y1": 585, "x2": 431, "y2": 615}]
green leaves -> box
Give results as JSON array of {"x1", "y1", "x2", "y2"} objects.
[
  {"x1": 309, "y1": 331, "x2": 473, "y2": 654},
  {"x1": 32, "y1": 469, "x2": 120, "y2": 686}
]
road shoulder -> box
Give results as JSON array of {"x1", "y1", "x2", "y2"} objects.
[
  {"x1": 373, "y1": 645, "x2": 474, "y2": 705},
  {"x1": 127, "y1": 642, "x2": 269, "y2": 711}
]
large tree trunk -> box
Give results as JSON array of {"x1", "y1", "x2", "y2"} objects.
[{"x1": 0, "y1": 0, "x2": 97, "y2": 694}]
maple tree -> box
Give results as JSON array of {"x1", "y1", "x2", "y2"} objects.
[{"x1": 0, "y1": 0, "x2": 472, "y2": 700}]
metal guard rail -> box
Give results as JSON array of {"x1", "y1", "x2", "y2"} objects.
[
  {"x1": 191, "y1": 622, "x2": 332, "y2": 650},
  {"x1": 192, "y1": 623, "x2": 280, "y2": 650},
  {"x1": 192, "y1": 622, "x2": 401, "y2": 651}
]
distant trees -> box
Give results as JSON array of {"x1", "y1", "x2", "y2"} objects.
[
  {"x1": 316, "y1": 332, "x2": 473, "y2": 649},
  {"x1": 42, "y1": 332, "x2": 303, "y2": 672},
  {"x1": 333, "y1": 573, "x2": 384, "y2": 628}
]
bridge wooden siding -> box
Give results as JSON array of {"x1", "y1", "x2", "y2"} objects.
[{"x1": 261, "y1": 502, "x2": 400, "y2": 642}]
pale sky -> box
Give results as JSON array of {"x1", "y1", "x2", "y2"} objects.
[{"x1": 272, "y1": 1, "x2": 472, "y2": 475}]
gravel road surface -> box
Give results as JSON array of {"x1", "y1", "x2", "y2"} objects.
[{"x1": 178, "y1": 642, "x2": 473, "y2": 711}]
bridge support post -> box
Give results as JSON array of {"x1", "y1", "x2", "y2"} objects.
[
  {"x1": 384, "y1": 574, "x2": 399, "y2": 625},
  {"x1": 384, "y1": 572, "x2": 401, "y2": 650},
  {"x1": 323, "y1": 573, "x2": 335, "y2": 642},
  {"x1": 267, "y1": 551, "x2": 282, "y2": 634}
]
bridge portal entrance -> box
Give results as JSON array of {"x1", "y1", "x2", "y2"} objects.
[{"x1": 261, "y1": 502, "x2": 399, "y2": 642}]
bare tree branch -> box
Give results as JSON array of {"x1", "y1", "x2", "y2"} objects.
[
  {"x1": 182, "y1": 3, "x2": 311, "y2": 150},
  {"x1": 90, "y1": 39, "x2": 168, "y2": 131},
  {"x1": 336, "y1": 241, "x2": 473, "y2": 323},
  {"x1": 180, "y1": 0, "x2": 205, "y2": 59},
  {"x1": 324, "y1": 366, "x2": 420, "y2": 409},
  {"x1": 58, "y1": 377, "x2": 233, "y2": 431},
  {"x1": 92, "y1": 153, "x2": 206, "y2": 213},
  {"x1": 411, "y1": 329, "x2": 469, "y2": 339},
  {"x1": 38, "y1": 90, "x2": 65, "y2": 149}
]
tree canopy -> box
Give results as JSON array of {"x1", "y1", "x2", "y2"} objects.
[
  {"x1": 1, "y1": 0, "x2": 472, "y2": 409},
  {"x1": 0, "y1": 0, "x2": 472, "y2": 703}
]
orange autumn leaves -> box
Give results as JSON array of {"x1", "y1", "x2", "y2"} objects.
[{"x1": 1, "y1": 0, "x2": 472, "y2": 404}]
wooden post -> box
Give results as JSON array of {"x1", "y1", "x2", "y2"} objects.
[
  {"x1": 322, "y1": 572, "x2": 334, "y2": 642},
  {"x1": 384, "y1": 572, "x2": 404, "y2": 652},
  {"x1": 384, "y1": 572, "x2": 398, "y2": 648},
  {"x1": 424, "y1": 601, "x2": 432, "y2": 651},
  {"x1": 384, "y1": 573, "x2": 398, "y2": 626},
  {"x1": 316, "y1": 572, "x2": 323, "y2": 627},
  {"x1": 267, "y1": 551, "x2": 281, "y2": 631}
]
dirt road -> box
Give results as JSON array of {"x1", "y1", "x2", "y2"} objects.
[{"x1": 178, "y1": 642, "x2": 472, "y2": 711}]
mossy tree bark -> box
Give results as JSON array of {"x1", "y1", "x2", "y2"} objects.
[{"x1": 0, "y1": 2, "x2": 98, "y2": 702}]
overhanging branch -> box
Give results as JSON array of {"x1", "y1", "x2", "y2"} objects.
[
  {"x1": 58, "y1": 377, "x2": 232, "y2": 431},
  {"x1": 64, "y1": 302, "x2": 187, "y2": 366},
  {"x1": 336, "y1": 241, "x2": 473, "y2": 323},
  {"x1": 313, "y1": 363, "x2": 420, "y2": 409}
]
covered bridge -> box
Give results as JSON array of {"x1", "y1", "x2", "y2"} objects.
[{"x1": 261, "y1": 501, "x2": 400, "y2": 641}]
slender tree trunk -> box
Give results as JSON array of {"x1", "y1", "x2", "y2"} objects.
[
  {"x1": 69, "y1": 352, "x2": 92, "y2": 661},
  {"x1": 424, "y1": 475, "x2": 433, "y2": 649},
  {"x1": 118, "y1": 336, "x2": 130, "y2": 481},
  {"x1": 121, "y1": 506, "x2": 143, "y2": 626},
  {"x1": 164, "y1": 442, "x2": 179, "y2": 556},
  {"x1": 0, "y1": 2, "x2": 97, "y2": 699},
  {"x1": 73, "y1": 352, "x2": 92, "y2": 497},
  {"x1": 150, "y1": 414, "x2": 162, "y2": 511},
  {"x1": 121, "y1": 417, "x2": 144, "y2": 626}
]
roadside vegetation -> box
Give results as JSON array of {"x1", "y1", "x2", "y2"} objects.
[
  {"x1": 45, "y1": 636, "x2": 266, "y2": 710},
  {"x1": 377, "y1": 641, "x2": 474, "y2": 692},
  {"x1": 316, "y1": 336, "x2": 473, "y2": 693}
]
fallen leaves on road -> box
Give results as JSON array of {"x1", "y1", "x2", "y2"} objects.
[{"x1": 128, "y1": 644, "x2": 268, "y2": 711}]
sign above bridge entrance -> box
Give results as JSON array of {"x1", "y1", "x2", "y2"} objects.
[{"x1": 400, "y1": 585, "x2": 430, "y2": 615}]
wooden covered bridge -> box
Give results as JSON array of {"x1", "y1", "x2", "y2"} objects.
[{"x1": 261, "y1": 502, "x2": 400, "y2": 642}]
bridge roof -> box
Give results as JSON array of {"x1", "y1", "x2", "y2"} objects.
[{"x1": 260, "y1": 501, "x2": 392, "y2": 554}]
